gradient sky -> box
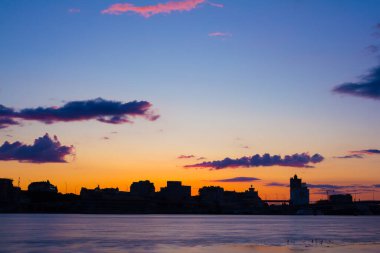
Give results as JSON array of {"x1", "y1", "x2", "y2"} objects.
[{"x1": 1, "y1": 0, "x2": 380, "y2": 201}]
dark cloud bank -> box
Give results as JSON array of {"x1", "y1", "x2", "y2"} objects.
[
  {"x1": 333, "y1": 64, "x2": 380, "y2": 100},
  {"x1": 185, "y1": 153, "x2": 324, "y2": 170},
  {"x1": 0, "y1": 134, "x2": 74, "y2": 163},
  {"x1": 0, "y1": 98, "x2": 159, "y2": 128}
]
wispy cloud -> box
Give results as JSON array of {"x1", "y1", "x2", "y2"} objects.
[
  {"x1": 351, "y1": 149, "x2": 380, "y2": 155},
  {"x1": 0, "y1": 134, "x2": 74, "y2": 163},
  {"x1": 208, "y1": 2, "x2": 224, "y2": 8},
  {"x1": 0, "y1": 118, "x2": 20, "y2": 129},
  {"x1": 265, "y1": 182, "x2": 288, "y2": 187},
  {"x1": 334, "y1": 154, "x2": 364, "y2": 159},
  {"x1": 178, "y1": 155, "x2": 195, "y2": 159},
  {"x1": 0, "y1": 98, "x2": 159, "y2": 128},
  {"x1": 68, "y1": 8, "x2": 80, "y2": 14},
  {"x1": 101, "y1": 0, "x2": 214, "y2": 17},
  {"x1": 208, "y1": 32, "x2": 232, "y2": 38},
  {"x1": 185, "y1": 153, "x2": 324, "y2": 170},
  {"x1": 209, "y1": 177, "x2": 261, "y2": 183}
]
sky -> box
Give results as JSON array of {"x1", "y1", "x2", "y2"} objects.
[{"x1": 1, "y1": 0, "x2": 380, "y2": 201}]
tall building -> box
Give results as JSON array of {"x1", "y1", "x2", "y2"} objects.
[
  {"x1": 290, "y1": 175, "x2": 309, "y2": 206},
  {"x1": 0, "y1": 178, "x2": 14, "y2": 203}
]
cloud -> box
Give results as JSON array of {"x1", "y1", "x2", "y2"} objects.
[
  {"x1": 332, "y1": 65, "x2": 380, "y2": 100},
  {"x1": 334, "y1": 154, "x2": 364, "y2": 159},
  {"x1": 307, "y1": 184, "x2": 350, "y2": 190},
  {"x1": 101, "y1": 0, "x2": 210, "y2": 17},
  {"x1": 0, "y1": 98, "x2": 159, "y2": 128},
  {"x1": 208, "y1": 2, "x2": 224, "y2": 8},
  {"x1": 265, "y1": 182, "x2": 288, "y2": 187},
  {"x1": 178, "y1": 155, "x2": 195, "y2": 159},
  {"x1": 0, "y1": 118, "x2": 20, "y2": 129},
  {"x1": 374, "y1": 184, "x2": 380, "y2": 188},
  {"x1": 0, "y1": 134, "x2": 75, "y2": 163},
  {"x1": 208, "y1": 32, "x2": 232, "y2": 38},
  {"x1": 68, "y1": 8, "x2": 80, "y2": 13},
  {"x1": 351, "y1": 149, "x2": 380, "y2": 155},
  {"x1": 366, "y1": 45, "x2": 379, "y2": 54},
  {"x1": 209, "y1": 177, "x2": 261, "y2": 183},
  {"x1": 197, "y1": 156, "x2": 207, "y2": 160},
  {"x1": 185, "y1": 153, "x2": 324, "y2": 170}
]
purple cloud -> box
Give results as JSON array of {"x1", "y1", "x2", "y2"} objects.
[
  {"x1": 185, "y1": 153, "x2": 324, "y2": 170},
  {"x1": 265, "y1": 182, "x2": 288, "y2": 187},
  {"x1": 0, "y1": 98, "x2": 159, "y2": 128},
  {"x1": 352, "y1": 149, "x2": 380, "y2": 155},
  {"x1": 0, "y1": 134, "x2": 75, "y2": 163},
  {"x1": 334, "y1": 154, "x2": 364, "y2": 159},
  {"x1": 0, "y1": 118, "x2": 20, "y2": 129},
  {"x1": 333, "y1": 65, "x2": 380, "y2": 100},
  {"x1": 209, "y1": 177, "x2": 261, "y2": 183},
  {"x1": 178, "y1": 155, "x2": 195, "y2": 159}
]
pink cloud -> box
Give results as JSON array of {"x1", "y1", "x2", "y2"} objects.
[
  {"x1": 101, "y1": 0, "x2": 209, "y2": 17},
  {"x1": 68, "y1": 8, "x2": 80, "y2": 14},
  {"x1": 208, "y1": 32, "x2": 232, "y2": 38}
]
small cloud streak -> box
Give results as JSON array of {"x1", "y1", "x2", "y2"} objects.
[
  {"x1": 334, "y1": 154, "x2": 364, "y2": 159},
  {"x1": 208, "y1": 2, "x2": 224, "y2": 8},
  {"x1": 178, "y1": 155, "x2": 195, "y2": 159},
  {"x1": 185, "y1": 153, "x2": 324, "y2": 170},
  {"x1": 0, "y1": 98, "x2": 159, "y2": 128},
  {"x1": 101, "y1": 0, "x2": 209, "y2": 17},
  {"x1": 332, "y1": 65, "x2": 380, "y2": 100},
  {"x1": 0, "y1": 134, "x2": 75, "y2": 163},
  {"x1": 0, "y1": 118, "x2": 20, "y2": 129},
  {"x1": 209, "y1": 177, "x2": 261, "y2": 183},
  {"x1": 265, "y1": 182, "x2": 288, "y2": 187},
  {"x1": 208, "y1": 32, "x2": 232, "y2": 38},
  {"x1": 351, "y1": 149, "x2": 380, "y2": 155},
  {"x1": 68, "y1": 8, "x2": 80, "y2": 13}
]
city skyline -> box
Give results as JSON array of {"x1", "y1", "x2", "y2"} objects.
[{"x1": 1, "y1": 0, "x2": 380, "y2": 201}]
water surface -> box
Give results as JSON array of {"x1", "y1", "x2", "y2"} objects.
[{"x1": 0, "y1": 215, "x2": 379, "y2": 252}]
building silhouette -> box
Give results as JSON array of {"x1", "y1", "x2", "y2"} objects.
[
  {"x1": 28, "y1": 180, "x2": 58, "y2": 193},
  {"x1": 130, "y1": 180, "x2": 155, "y2": 197},
  {"x1": 159, "y1": 181, "x2": 191, "y2": 203},
  {"x1": 290, "y1": 174, "x2": 309, "y2": 206}
]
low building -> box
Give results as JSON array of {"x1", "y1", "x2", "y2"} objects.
[
  {"x1": 329, "y1": 194, "x2": 353, "y2": 204},
  {"x1": 199, "y1": 186, "x2": 224, "y2": 204},
  {"x1": 28, "y1": 180, "x2": 58, "y2": 193},
  {"x1": 159, "y1": 181, "x2": 191, "y2": 202},
  {"x1": 130, "y1": 180, "x2": 155, "y2": 197}
]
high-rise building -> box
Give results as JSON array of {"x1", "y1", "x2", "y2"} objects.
[{"x1": 290, "y1": 175, "x2": 309, "y2": 206}]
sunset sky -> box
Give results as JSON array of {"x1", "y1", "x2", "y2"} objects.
[{"x1": 1, "y1": 0, "x2": 380, "y2": 201}]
